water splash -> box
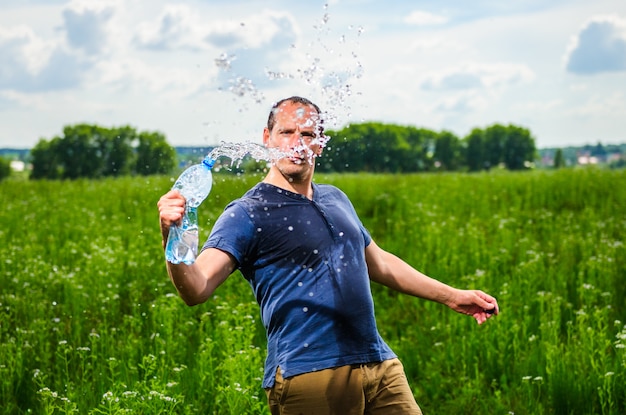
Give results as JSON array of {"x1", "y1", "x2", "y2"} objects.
[
  {"x1": 206, "y1": 139, "x2": 325, "y2": 170},
  {"x1": 212, "y1": 2, "x2": 365, "y2": 134},
  {"x1": 208, "y1": 141, "x2": 276, "y2": 163},
  {"x1": 228, "y1": 77, "x2": 265, "y2": 104}
]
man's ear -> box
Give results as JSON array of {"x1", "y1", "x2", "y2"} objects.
[{"x1": 263, "y1": 127, "x2": 270, "y2": 146}]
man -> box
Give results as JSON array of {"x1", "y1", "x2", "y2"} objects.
[{"x1": 157, "y1": 96, "x2": 499, "y2": 414}]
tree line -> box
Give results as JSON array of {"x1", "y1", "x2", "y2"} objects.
[
  {"x1": 29, "y1": 124, "x2": 176, "y2": 179},
  {"x1": 16, "y1": 121, "x2": 536, "y2": 180},
  {"x1": 316, "y1": 122, "x2": 536, "y2": 173}
]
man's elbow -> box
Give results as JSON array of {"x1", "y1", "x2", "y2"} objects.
[
  {"x1": 182, "y1": 297, "x2": 202, "y2": 307},
  {"x1": 178, "y1": 291, "x2": 208, "y2": 307}
]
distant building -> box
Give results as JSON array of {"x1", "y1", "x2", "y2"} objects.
[
  {"x1": 577, "y1": 154, "x2": 598, "y2": 165},
  {"x1": 10, "y1": 160, "x2": 25, "y2": 171},
  {"x1": 607, "y1": 153, "x2": 622, "y2": 163}
]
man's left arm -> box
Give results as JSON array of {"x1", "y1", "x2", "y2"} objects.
[{"x1": 365, "y1": 240, "x2": 499, "y2": 325}]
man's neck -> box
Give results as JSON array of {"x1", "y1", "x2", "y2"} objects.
[{"x1": 263, "y1": 168, "x2": 314, "y2": 199}]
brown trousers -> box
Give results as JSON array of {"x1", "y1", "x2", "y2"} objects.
[{"x1": 265, "y1": 358, "x2": 423, "y2": 415}]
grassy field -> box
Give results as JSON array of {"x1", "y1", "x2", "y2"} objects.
[{"x1": 1, "y1": 168, "x2": 625, "y2": 414}]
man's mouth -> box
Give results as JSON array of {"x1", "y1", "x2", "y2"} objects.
[
  {"x1": 284, "y1": 147, "x2": 316, "y2": 165},
  {"x1": 289, "y1": 156, "x2": 305, "y2": 165}
]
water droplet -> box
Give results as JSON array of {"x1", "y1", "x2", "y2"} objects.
[
  {"x1": 302, "y1": 307, "x2": 308, "y2": 312},
  {"x1": 313, "y1": 249, "x2": 319, "y2": 254},
  {"x1": 288, "y1": 226, "x2": 294, "y2": 231},
  {"x1": 298, "y1": 282, "x2": 303, "y2": 287},
  {"x1": 339, "y1": 232, "x2": 344, "y2": 237},
  {"x1": 304, "y1": 343, "x2": 309, "y2": 348},
  {"x1": 256, "y1": 228, "x2": 262, "y2": 232},
  {"x1": 308, "y1": 292, "x2": 314, "y2": 297},
  {"x1": 214, "y1": 53, "x2": 235, "y2": 70}
]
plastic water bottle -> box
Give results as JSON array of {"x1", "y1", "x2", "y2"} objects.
[{"x1": 165, "y1": 157, "x2": 215, "y2": 264}]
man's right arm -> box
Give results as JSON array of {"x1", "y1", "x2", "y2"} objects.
[
  {"x1": 158, "y1": 190, "x2": 236, "y2": 306},
  {"x1": 166, "y1": 248, "x2": 236, "y2": 306}
]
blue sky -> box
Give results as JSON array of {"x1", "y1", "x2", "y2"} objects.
[{"x1": 1, "y1": 0, "x2": 625, "y2": 149}]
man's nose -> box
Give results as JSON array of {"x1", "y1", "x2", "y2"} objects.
[{"x1": 289, "y1": 130, "x2": 305, "y2": 145}]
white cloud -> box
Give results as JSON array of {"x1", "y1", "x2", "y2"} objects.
[
  {"x1": 0, "y1": 25, "x2": 50, "y2": 76},
  {"x1": 568, "y1": 91, "x2": 626, "y2": 117},
  {"x1": 433, "y1": 91, "x2": 489, "y2": 113},
  {"x1": 130, "y1": 6, "x2": 304, "y2": 101},
  {"x1": 95, "y1": 58, "x2": 184, "y2": 93},
  {"x1": 565, "y1": 14, "x2": 626, "y2": 75},
  {"x1": 422, "y1": 71, "x2": 483, "y2": 90},
  {"x1": 420, "y1": 62, "x2": 535, "y2": 91},
  {"x1": 206, "y1": 10, "x2": 299, "y2": 50},
  {"x1": 404, "y1": 10, "x2": 448, "y2": 26},
  {"x1": 211, "y1": 11, "x2": 300, "y2": 81},
  {"x1": 133, "y1": 7, "x2": 300, "y2": 54},
  {"x1": 0, "y1": 1, "x2": 124, "y2": 93},
  {"x1": 134, "y1": 4, "x2": 209, "y2": 51},
  {"x1": 407, "y1": 36, "x2": 464, "y2": 54},
  {"x1": 0, "y1": 24, "x2": 86, "y2": 91},
  {"x1": 62, "y1": 0, "x2": 116, "y2": 55}
]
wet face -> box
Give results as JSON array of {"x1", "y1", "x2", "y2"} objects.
[{"x1": 263, "y1": 102, "x2": 324, "y2": 183}]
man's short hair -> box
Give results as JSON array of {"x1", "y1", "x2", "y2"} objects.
[{"x1": 266, "y1": 96, "x2": 321, "y2": 132}]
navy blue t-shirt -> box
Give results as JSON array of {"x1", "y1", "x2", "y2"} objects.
[{"x1": 202, "y1": 182, "x2": 396, "y2": 388}]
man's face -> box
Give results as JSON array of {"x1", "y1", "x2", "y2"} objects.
[{"x1": 264, "y1": 102, "x2": 324, "y2": 181}]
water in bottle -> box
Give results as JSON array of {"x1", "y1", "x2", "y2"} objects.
[{"x1": 165, "y1": 157, "x2": 215, "y2": 264}]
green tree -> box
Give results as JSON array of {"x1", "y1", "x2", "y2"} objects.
[
  {"x1": 30, "y1": 137, "x2": 62, "y2": 179},
  {"x1": 135, "y1": 131, "x2": 176, "y2": 175},
  {"x1": 30, "y1": 124, "x2": 176, "y2": 179},
  {"x1": 320, "y1": 123, "x2": 438, "y2": 173},
  {"x1": 403, "y1": 127, "x2": 436, "y2": 172},
  {"x1": 0, "y1": 157, "x2": 11, "y2": 181},
  {"x1": 368, "y1": 123, "x2": 413, "y2": 173},
  {"x1": 58, "y1": 124, "x2": 103, "y2": 179},
  {"x1": 434, "y1": 130, "x2": 462, "y2": 171},
  {"x1": 320, "y1": 124, "x2": 369, "y2": 172},
  {"x1": 591, "y1": 141, "x2": 607, "y2": 158},
  {"x1": 464, "y1": 128, "x2": 485, "y2": 172},
  {"x1": 553, "y1": 148, "x2": 565, "y2": 169},
  {"x1": 484, "y1": 124, "x2": 507, "y2": 169},
  {"x1": 503, "y1": 125, "x2": 536, "y2": 170},
  {"x1": 98, "y1": 126, "x2": 135, "y2": 177}
]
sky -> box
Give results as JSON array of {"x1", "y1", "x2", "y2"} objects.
[{"x1": 1, "y1": 0, "x2": 625, "y2": 150}]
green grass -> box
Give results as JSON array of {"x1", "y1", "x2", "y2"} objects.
[{"x1": 1, "y1": 167, "x2": 625, "y2": 414}]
